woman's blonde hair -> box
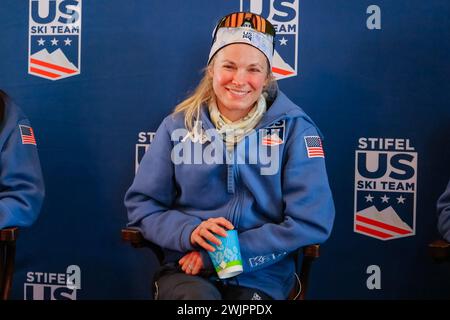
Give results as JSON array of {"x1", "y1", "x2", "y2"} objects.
[
  {"x1": 173, "y1": 66, "x2": 215, "y2": 133},
  {"x1": 173, "y1": 60, "x2": 278, "y2": 132}
]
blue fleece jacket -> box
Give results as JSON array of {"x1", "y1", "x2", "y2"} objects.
[
  {"x1": 437, "y1": 179, "x2": 450, "y2": 242},
  {"x1": 0, "y1": 93, "x2": 45, "y2": 229},
  {"x1": 125, "y1": 91, "x2": 335, "y2": 299}
]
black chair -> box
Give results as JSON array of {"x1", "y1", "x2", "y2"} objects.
[
  {"x1": 121, "y1": 227, "x2": 320, "y2": 300},
  {"x1": 429, "y1": 239, "x2": 450, "y2": 263},
  {"x1": 0, "y1": 227, "x2": 19, "y2": 300}
]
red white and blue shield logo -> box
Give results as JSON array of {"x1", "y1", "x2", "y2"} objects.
[
  {"x1": 28, "y1": 0, "x2": 82, "y2": 81},
  {"x1": 354, "y1": 142, "x2": 418, "y2": 241},
  {"x1": 260, "y1": 120, "x2": 285, "y2": 146},
  {"x1": 240, "y1": 0, "x2": 299, "y2": 79}
]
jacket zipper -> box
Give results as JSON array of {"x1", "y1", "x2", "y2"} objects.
[
  {"x1": 233, "y1": 164, "x2": 243, "y2": 229},
  {"x1": 225, "y1": 114, "x2": 287, "y2": 227}
]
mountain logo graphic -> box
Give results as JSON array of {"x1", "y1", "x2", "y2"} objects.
[
  {"x1": 29, "y1": 49, "x2": 78, "y2": 80},
  {"x1": 272, "y1": 49, "x2": 296, "y2": 78},
  {"x1": 355, "y1": 206, "x2": 413, "y2": 240},
  {"x1": 260, "y1": 120, "x2": 285, "y2": 146},
  {"x1": 262, "y1": 133, "x2": 283, "y2": 146}
]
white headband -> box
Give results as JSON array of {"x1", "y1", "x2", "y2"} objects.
[{"x1": 208, "y1": 27, "x2": 274, "y2": 67}]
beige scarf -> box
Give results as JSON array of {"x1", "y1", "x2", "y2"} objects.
[{"x1": 209, "y1": 95, "x2": 266, "y2": 150}]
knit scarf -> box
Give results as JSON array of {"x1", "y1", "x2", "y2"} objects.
[{"x1": 209, "y1": 95, "x2": 266, "y2": 150}]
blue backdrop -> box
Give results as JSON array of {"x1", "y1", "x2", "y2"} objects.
[{"x1": 1, "y1": 0, "x2": 449, "y2": 299}]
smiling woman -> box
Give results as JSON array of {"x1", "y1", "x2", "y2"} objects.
[
  {"x1": 210, "y1": 44, "x2": 268, "y2": 121},
  {"x1": 124, "y1": 11, "x2": 335, "y2": 300}
]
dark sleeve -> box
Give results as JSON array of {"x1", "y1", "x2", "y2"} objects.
[{"x1": 437, "y1": 179, "x2": 450, "y2": 242}]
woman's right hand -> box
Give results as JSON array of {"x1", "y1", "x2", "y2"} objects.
[{"x1": 190, "y1": 217, "x2": 234, "y2": 252}]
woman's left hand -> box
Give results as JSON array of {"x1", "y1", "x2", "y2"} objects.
[{"x1": 179, "y1": 251, "x2": 204, "y2": 275}]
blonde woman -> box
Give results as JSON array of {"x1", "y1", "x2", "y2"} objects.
[{"x1": 125, "y1": 12, "x2": 335, "y2": 300}]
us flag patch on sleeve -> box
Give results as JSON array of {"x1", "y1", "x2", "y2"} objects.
[
  {"x1": 19, "y1": 125, "x2": 37, "y2": 145},
  {"x1": 304, "y1": 136, "x2": 324, "y2": 158}
]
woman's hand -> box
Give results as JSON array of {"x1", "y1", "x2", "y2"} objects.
[
  {"x1": 190, "y1": 217, "x2": 234, "y2": 252},
  {"x1": 179, "y1": 251, "x2": 204, "y2": 275}
]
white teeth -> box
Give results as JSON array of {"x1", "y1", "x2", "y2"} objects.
[{"x1": 228, "y1": 89, "x2": 248, "y2": 96}]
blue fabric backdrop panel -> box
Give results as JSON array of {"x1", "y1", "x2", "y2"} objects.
[{"x1": 0, "y1": 0, "x2": 448, "y2": 299}]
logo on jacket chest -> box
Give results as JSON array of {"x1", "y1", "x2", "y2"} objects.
[{"x1": 260, "y1": 120, "x2": 285, "y2": 146}]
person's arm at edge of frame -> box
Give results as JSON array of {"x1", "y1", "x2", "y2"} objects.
[
  {"x1": 0, "y1": 98, "x2": 45, "y2": 228},
  {"x1": 437, "y1": 179, "x2": 450, "y2": 242}
]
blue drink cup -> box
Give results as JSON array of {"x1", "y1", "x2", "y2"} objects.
[{"x1": 207, "y1": 229, "x2": 243, "y2": 279}]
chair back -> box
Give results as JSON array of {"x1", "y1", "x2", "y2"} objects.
[
  {"x1": 429, "y1": 239, "x2": 450, "y2": 263},
  {"x1": 0, "y1": 227, "x2": 19, "y2": 300}
]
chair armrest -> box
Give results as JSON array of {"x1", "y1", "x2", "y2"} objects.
[
  {"x1": 121, "y1": 228, "x2": 145, "y2": 247},
  {"x1": 121, "y1": 227, "x2": 164, "y2": 264},
  {"x1": 303, "y1": 244, "x2": 320, "y2": 259},
  {"x1": 0, "y1": 227, "x2": 19, "y2": 242},
  {"x1": 429, "y1": 239, "x2": 450, "y2": 262}
]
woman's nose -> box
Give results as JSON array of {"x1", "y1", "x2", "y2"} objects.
[{"x1": 231, "y1": 69, "x2": 246, "y2": 85}]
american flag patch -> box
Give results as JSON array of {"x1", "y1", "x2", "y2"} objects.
[
  {"x1": 19, "y1": 125, "x2": 37, "y2": 145},
  {"x1": 304, "y1": 136, "x2": 324, "y2": 158}
]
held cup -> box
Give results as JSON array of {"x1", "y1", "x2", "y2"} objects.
[{"x1": 207, "y1": 229, "x2": 243, "y2": 279}]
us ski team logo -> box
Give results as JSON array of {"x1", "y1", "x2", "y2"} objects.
[
  {"x1": 28, "y1": 0, "x2": 82, "y2": 80},
  {"x1": 136, "y1": 132, "x2": 155, "y2": 173},
  {"x1": 260, "y1": 120, "x2": 285, "y2": 146},
  {"x1": 240, "y1": 0, "x2": 299, "y2": 79},
  {"x1": 354, "y1": 138, "x2": 418, "y2": 241}
]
